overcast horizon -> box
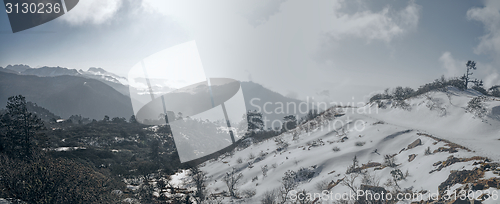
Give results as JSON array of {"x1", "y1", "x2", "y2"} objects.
[{"x1": 2, "y1": 0, "x2": 500, "y2": 103}]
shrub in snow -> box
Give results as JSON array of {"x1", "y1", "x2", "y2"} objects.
[
  {"x1": 205, "y1": 196, "x2": 224, "y2": 204},
  {"x1": 390, "y1": 169, "x2": 405, "y2": 181},
  {"x1": 315, "y1": 180, "x2": 330, "y2": 192},
  {"x1": 361, "y1": 171, "x2": 380, "y2": 186},
  {"x1": 384, "y1": 155, "x2": 397, "y2": 168},
  {"x1": 241, "y1": 189, "x2": 256, "y2": 198},
  {"x1": 253, "y1": 152, "x2": 267, "y2": 163},
  {"x1": 466, "y1": 96, "x2": 488, "y2": 118},
  {"x1": 375, "y1": 100, "x2": 388, "y2": 109},
  {"x1": 237, "y1": 138, "x2": 253, "y2": 150},
  {"x1": 295, "y1": 167, "x2": 316, "y2": 182},
  {"x1": 425, "y1": 147, "x2": 432, "y2": 155},
  {"x1": 472, "y1": 85, "x2": 488, "y2": 95},
  {"x1": 274, "y1": 136, "x2": 289, "y2": 151},
  {"x1": 392, "y1": 99, "x2": 411, "y2": 111},
  {"x1": 425, "y1": 95, "x2": 447, "y2": 116},
  {"x1": 490, "y1": 85, "x2": 500, "y2": 97},
  {"x1": 248, "y1": 153, "x2": 256, "y2": 160},
  {"x1": 309, "y1": 139, "x2": 324, "y2": 147},
  {"x1": 355, "y1": 141, "x2": 366, "y2": 146},
  {"x1": 236, "y1": 157, "x2": 243, "y2": 164},
  {"x1": 292, "y1": 129, "x2": 300, "y2": 141},
  {"x1": 258, "y1": 151, "x2": 267, "y2": 158},
  {"x1": 261, "y1": 189, "x2": 278, "y2": 204},
  {"x1": 261, "y1": 165, "x2": 268, "y2": 177},
  {"x1": 332, "y1": 146, "x2": 341, "y2": 152}
]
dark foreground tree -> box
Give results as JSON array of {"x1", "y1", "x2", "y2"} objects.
[
  {"x1": 0, "y1": 95, "x2": 46, "y2": 160},
  {"x1": 0, "y1": 155, "x2": 119, "y2": 203}
]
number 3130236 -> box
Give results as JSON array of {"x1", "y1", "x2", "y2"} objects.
[{"x1": 5, "y1": 3, "x2": 61, "y2": 14}]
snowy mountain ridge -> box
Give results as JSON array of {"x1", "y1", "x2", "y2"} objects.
[
  {"x1": 1, "y1": 64, "x2": 129, "y2": 86},
  {"x1": 182, "y1": 87, "x2": 500, "y2": 203}
]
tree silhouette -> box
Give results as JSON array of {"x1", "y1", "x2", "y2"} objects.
[
  {"x1": 461, "y1": 60, "x2": 482, "y2": 89},
  {"x1": 282, "y1": 115, "x2": 297, "y2": 132},
  {"x1": 129, "y1": 115, "x2": 137, "y2": 123},
  {"x1": 247, "y1": 110, "x2": 264, "y2": 132},
  {"x1": 0, "y1": 95, "x2": 46, "y2": 160}
]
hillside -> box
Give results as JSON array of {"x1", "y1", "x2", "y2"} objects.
[
  {"x1": 25, "y1": 101, "x2": 62, "y2": 122},
  {"x1": 178, "y1": 87, "x2": 500, "y2": 203},
  {"x1": 2, "y1": 64, "x2": 314, "y2": 124},
  {"x1": 240, "y1": 81, "x2": 313, "y2": 128},
  {"x1": 0, "y1": 72, "x2": 133, "y2": 119}
]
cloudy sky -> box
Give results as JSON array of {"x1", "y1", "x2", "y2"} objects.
[{"x1": 1, "y1": 0, "x2": 500, "y2": 103}]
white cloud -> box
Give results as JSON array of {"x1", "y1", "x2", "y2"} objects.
[
  {"x1": 480, "y1": 63, "x2": 500, "y2": 88},
  {"x1": 484, "y1": 71, "x2": 499, "y2": 88},
  {"x1": 439, "y1": 52, "x2": 462, "y2": 77},
  {"x1": 61, "y1": 0, "x2": 123, "y2": 25},
  {"x1": 467, "y1": 0, "x2": 500, "y2": 60},
  {"x1": 330, "y1": 1, "x2": 420, "y2": 42},
  {"x1": 244, "y1": 0, "x2": 287, "y2": 26},
  {"x1": 466, "y1": 0, "x2": 500, "y2": 87},
  {"x1": 137, "y1": 0, "x2": 422, "y2": 102},
  {"x1": 140, "y1": 0, "x2": 420, "y2": 42}
]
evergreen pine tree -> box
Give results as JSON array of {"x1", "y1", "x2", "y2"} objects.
[{"x1": 0, "y1": 95, "x2": 46, "y2": 160}]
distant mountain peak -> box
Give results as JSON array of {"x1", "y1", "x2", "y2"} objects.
[
  {"x1": 87, "y1": 67, "x2": 108, "y2": 73},
  {"x1": 5, "y1": 64, "x2": 31, "y2": 73},
  {"x1": 22, "y1": 66, "x2": 80, "y2": 77}
]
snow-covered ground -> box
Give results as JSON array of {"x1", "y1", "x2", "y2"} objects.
[
  {"x1": 184, "y1": 87, "x2": 500, "y2": 203},
  {"x1": 364, "y1": 87, "x2": 500, "y2": 161}
]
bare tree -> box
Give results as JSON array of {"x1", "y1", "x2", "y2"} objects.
[
  {"x1": 341, "y1": 173, "x2": 360, "y2": 197},
  {"x1": 223, "y1": 168, "x2": 243, "y2": 198},
  {"x1": 280, "y1": 170, "x2": 298, "y2": 204},
  {"x1": 189, "y1": 166, "x2": 207, "y2": 202}
]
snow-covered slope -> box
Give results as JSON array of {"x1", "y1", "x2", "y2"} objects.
[
  {"x1": 184, "y1": 87, "x2": 500, "y2": 203},
  {"x1": 366, "y1": 87, "x2": 500, "y2": 160}
]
